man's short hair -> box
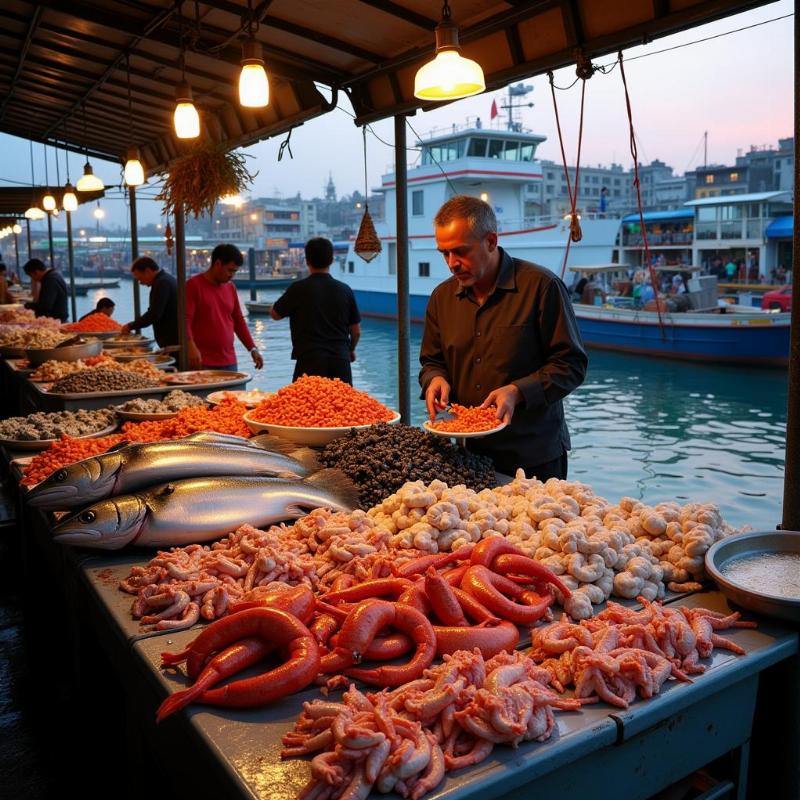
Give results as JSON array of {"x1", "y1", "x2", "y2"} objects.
[
  {"x1": 96, "y1": 297, "x2": 115, "y2": 311},
  {"x1": 23, "y1": 258, "x2": 47, "y2": 275},
  {"x1": 305, "y1": 238, "x2": 334, "y2": 270},
  {"x1": 0, "y1": 262, "x2": 7, "y2": 274},
  {"x1": 434, "y1": 195, "x2": 497, "y2": 238},
  {"x1": 212, "y1": 243, "x2": 243, "y2": 267},
  {"x1": 131, "y1": 256, "x2": 159, "y2": 273}
]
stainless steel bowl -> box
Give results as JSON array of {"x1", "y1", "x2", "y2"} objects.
[
  {"x1": 705, "y1": 530, "x2": 800, "y2": 622},
  {"x1": 25, "y1": 337, "x2": 104, "y2": 366}
]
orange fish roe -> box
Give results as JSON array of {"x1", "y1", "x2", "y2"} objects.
[
  {"x1": 21, "y1": 400, "x2": 250, "y2": 486},
  {"x1": 63, "y1": 313, "x2": 122, "y2": 332},
  {"x1": 249, "y1": 375, "x2": 396, "y2": 428},
  {"x1": 429, "y1": 404, "x2": 503, "y2": 433}
]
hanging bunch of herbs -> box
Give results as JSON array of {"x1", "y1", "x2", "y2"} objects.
[{"x1": 157, "y1": 142, "x2": 256, "y2": 219}]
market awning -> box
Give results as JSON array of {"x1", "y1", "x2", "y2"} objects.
[
  {"x1": 765, "y1": 215, "x2": 794, "y2": 239},
  {"x1": 0, "y1": 186, "x2": 104, "y2": 216},
  {"x1": 0, "y1": 0, "x2": 776, "y2": 172}
]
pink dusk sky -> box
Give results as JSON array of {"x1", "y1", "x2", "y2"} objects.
[{"x1": 0, "y1": 0, "x2": 793, "y2": 229}]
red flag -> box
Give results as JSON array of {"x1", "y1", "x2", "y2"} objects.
[{"x1": 490, "y1": 99, "x2": 498, "y2": 120}]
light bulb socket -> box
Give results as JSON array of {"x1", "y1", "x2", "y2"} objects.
[
  {"x1": 434, "y1": 19, "x2": 460, "y2": 53},
  {"x1": 83, "y1": 161, "x2": 94, "y2": 176},
  {"x1": 241, "y1": 37, "x2": 264, "y2": 66},
  {"x1": 126, "y1": 145, "x2": 142, "y2": 162},
  {"x1": 176, "y1": 81, "x2": 194, "y2": 103}
]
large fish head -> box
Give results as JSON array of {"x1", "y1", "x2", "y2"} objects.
[
  {"x1": 51, "y1": 495, "x2": 148, "y2": 549},
  {"x1": 27, "y1": 451, "x2": 124, "y2": 510}
]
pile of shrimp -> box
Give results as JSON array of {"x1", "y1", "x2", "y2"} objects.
[
  {"x1": 282, "y1": 649, "x2": 581, "y2": 800},
  {"x1": 120, "y1": 509, "x2": 420, "y2": 630},
  {"x1": 529, "y1": 598, "x2": 756, "y2": 708}
]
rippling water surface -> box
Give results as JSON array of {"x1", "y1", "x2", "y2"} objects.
[{"x1": 78, "y1": 283, "x2": 788, "y2": 528}]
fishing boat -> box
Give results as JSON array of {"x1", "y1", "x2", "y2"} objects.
[
  {"x1": 73, "y1": 279, "x2": 121, "y2": 291},
  {"x1": 233, "y1": 275, "x2": 298, "y2": 290},
  {"x1": 244, "y1": 301, "x2": 273, "y2": 315},
  {"x1": 570, "y1": 265, "x2": 789, "y2": 366}
]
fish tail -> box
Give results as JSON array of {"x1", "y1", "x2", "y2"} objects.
[
  {"x1": 249, "y1": 433, "x2": 297, "y2": 455},
  {"x1": 156, "y1": 673, "x2": 217, "y2": 723},
  {"x1": 305, "y1": 469, "x2": 360, "y2": 511},
  {"x1": 289, "y1": 447, "x2": 321, "y2": 475}
]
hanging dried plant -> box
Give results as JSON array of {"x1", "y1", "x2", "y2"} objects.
[{"x1": 157, "y1": 142, "x2": 256, "y2": 219}]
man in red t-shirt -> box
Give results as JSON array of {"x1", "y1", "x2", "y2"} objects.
[{"x1": 185, "y1": 244, "x2": 264, "y2": 371}]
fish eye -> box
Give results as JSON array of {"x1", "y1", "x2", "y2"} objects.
[
  {"x1": 54, "y1": 470, "x2": 67, "y2": 482},
  {"x1": 79, "y1": 510, "x2": 96, "y2": 523}
]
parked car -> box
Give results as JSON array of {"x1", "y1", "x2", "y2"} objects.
[{"x1": 761, "y1": 284, "x2": 792, "y2": 312}]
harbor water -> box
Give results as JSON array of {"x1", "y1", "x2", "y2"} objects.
[{"x1": 78, "y1": 281, "x2": 787, "y2": 530}]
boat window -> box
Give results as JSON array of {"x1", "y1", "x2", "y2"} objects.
[
  {"x1": 503, "y1": 141, "x2": 519, "y2": 161},
  {"x1": 488, "y1": 139, "x2": 504, "y2": 159},
  {"x1": 518, "y1": 143, "x2": 534, "y2": 161},
  {"x1": 348, "y1": 261, "x2": 354, "y2": 273},
  {"x1": 388, "y1": 243, "x2": 397, "y2": 275},
  {"x1": 412, "y1": 190, "x2": 424, "y2": 216},
  {"x1": 468, "y1": 138, "x2": 487, "y2": 157},
  {"x1": 418, "y1": 262, "x2": 430, "y2": 277}
]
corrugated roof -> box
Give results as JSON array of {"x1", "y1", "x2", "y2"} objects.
[
  {"x1": 621, "y1": 209, "x2": 694, "y2": 223},
  {"x1": 0, "y1": 0, "x2": 776, "y2": 174},
  {"x1": 686, "y1": 191, "x2": 792, "y2": 206}
]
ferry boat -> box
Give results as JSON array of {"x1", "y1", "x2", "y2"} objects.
[
  {"x1": 341, "y1": 124, "x2": 790, "y2": 367},
  {"x1": 341, "y1": 122, "x2": 620, "y2": 320}
]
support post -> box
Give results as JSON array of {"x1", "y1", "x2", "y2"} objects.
[
  {"x1": 24, "y1": 218, "x2": 32, "y2": 290},
  {"x1": 47, "y1": 212, "x2": 55, "y2": 269},
  {"x1": 394, "y1": 114, "x2": 411, "y2": 423},
  {"x1": 65, "y1": 210, "x2": 77, "y2": 322},
  {"x1": 782, "y1": 2, "x2": 800, "y2": 532},
  {"x1": 248, "y1": 247, "x2": 257, "y2": 302},
  {"x1": 13, "y1": 231, "x2": 19, "y2": 271},
  {"x1": 129, "y1": 186, "x2": 141, "y2": 318},
  {"x1": 175, "y1": 207, "x2": 188, "y2": 371}
]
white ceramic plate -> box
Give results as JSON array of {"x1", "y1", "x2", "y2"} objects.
[
  {"x1": 113, "y1": 405, "x2": 181, "y2": 421},
  {"x1": 422, "y1": 420, "x2": 508, "y2": 439},
  {"x1": 206, "y1": 389, "x2": 273, "y2": 407},
  {"x1": 243, "y1": 410, "x2": 401, "y2": 447},
  {"x1": 163, "y1": 370, "x2": 249, "y2": 386}
]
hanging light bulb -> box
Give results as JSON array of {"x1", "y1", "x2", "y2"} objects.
[
  {"x1": 174, "y1": 82, "x2": 200, "y2": 139},
  {"x1": 124, "y1": 146, "x2": 145, "y2": 186},
  {"x1": 25, "y1": 205, "x2": 45, "y2": 220},
  {"x1": 42, "y1": 193, "x2": 57, "y2": 212},
  {"x1": 94, "y1": 203, "x2": 105, "y2": 220},
  {"x1": 77, "y1": 160, "x2": 104, "y2": 192},
  {"x1": 13, "y1": 223, "x2": 22, "y2": 234},
  {"x1": 62, "y1": 182, "x2": 78, "y2": 212},
  {"x1": 414, "y1": 0, "x2": 485, "y2": 101},
  {"x1": 51, "y1": 208, "x2": 60, "y2": 218},
  {"x1": 239, "y1": 38, "x2": 269, "y2": 107}
]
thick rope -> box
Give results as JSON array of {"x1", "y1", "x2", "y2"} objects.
[{"x1": 618, "y1": 51, "x2": 666, "y2": 337}]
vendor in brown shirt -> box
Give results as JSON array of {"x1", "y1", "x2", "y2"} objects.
[{"x1": 419, "y1": 196, "x2": 588, "y2": 480}]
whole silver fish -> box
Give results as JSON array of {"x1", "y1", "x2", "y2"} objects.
[
  {"x1": 26, "y1": 434, "x2": 320, "y2": 510},
  {"x1": 50, "y1": 470, "x2": 359, "y2": 549}
]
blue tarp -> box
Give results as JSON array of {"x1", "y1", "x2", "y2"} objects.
[
  {"x1": 765, "y1": 215, "x2": 793, "y2": 239},
  {"x1": 621, "y1": 209, "x2": 694, "y2": 224}
]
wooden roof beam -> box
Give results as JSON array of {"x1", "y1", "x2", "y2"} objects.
[
  {"x1": 0, "y1": 6, "x2": 42, "y2": 121},
  {"x1": 357, "y1": 0, "x2": 436, "y2": 31}
]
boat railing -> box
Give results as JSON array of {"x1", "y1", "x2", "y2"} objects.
[{"x1": 497, "y1": 212, "x2": 623, "y2": 232}]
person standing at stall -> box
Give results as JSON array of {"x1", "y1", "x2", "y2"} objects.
[
  {"x1": 420, "y1": 196, "x2": 587, "y2": 480},
  {"x1": 120, "y1": 257, "x2": 178, "y2": 349},
  {"x1": 80, "y1": 297, "x2": 116, "y2": 321},
  {"x1": 270, "y1": 237, "x2": 361, "y2": 383},
  {"x1": 185, "y1": 244, "x2": 263, "y2": 371},
  {"x1": 23, "y1": 258, "x2": 68, "y2": 321}
]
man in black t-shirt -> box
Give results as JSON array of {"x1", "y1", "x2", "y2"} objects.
[{"x1": 271, "y1": 238, "x2": 361, "y2": 384}]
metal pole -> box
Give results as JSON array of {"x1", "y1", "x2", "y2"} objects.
[
  {"x1": 13, "y1": 232, "x2": 19, "y2": 271},
  {"x1": 24, "y1": 218, "x2": 32, "y2": 290},
  {"x1": 66, "y1": 210, "x2": 77, "y2": 322},
  {"x1": 248, "y1": 247, "x2": 257, "y2": 302},
  {"x1": 175, "y1": 208, "x2": 188, "y2": 371},
  {"x1": 129, "y1": 186, "x2": 141, "y2": 318},
  {"x1": 394, "y1": 114, "x2": 411, "y2": 423},
  {"x1": 782, "y1": 2, "x2": 800, "y2": 531},
  {"x1": 47, "y1": 213, "x2": 55, "y2": 269}
]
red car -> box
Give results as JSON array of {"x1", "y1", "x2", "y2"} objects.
[{"x1": 761, "y1": 284, "x2": 792, "y2": 312}]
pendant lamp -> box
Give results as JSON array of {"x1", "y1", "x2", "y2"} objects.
[
  {"x1": 42, "y1": 194, "x2": 57, "y2": 212},
  {"x1": 354, "y1": 127, "x2": 382, "y2": 263},
  {"x1": 76, "y1": 104, "x2": 104, "y2": 192},
  {"x1": 239, "y1": 1, "x2": 269, "y2": 109},
  {"x1": 124, "y1": 56, "x2": 146, "y2": 185},
  {"x1": 13, "y1": 223, "x2": 22, "y2": 234},
  {"x1": 414, "y1": 0, "x2": 485, "y2": 101},
  {"x1": 173, "y1": 7, "x2": 200, "y2": 139},
  {"x1": 62, "y1": 183, "x2": 79, "y2": 212}
]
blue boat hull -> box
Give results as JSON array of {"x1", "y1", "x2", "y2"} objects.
[{"x1": 352, "y1": 289, "x2": 789, "y2": 367}]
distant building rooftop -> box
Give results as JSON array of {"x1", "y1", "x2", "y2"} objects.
[
  {"x1": 621, "y1": 209, "x2": 694, "y2": 223},
  {"x1": 685, "y1": 191, "x2": 792, "y2": 206}
]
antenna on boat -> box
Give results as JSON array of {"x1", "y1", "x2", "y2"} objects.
[{"x1": 502, "y1": 83, "x2": 533, "y2": 132}]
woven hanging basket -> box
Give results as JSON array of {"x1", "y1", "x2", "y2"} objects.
[{"x1": 354, "y1": 204, "x2": 382, "y2": 263}]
